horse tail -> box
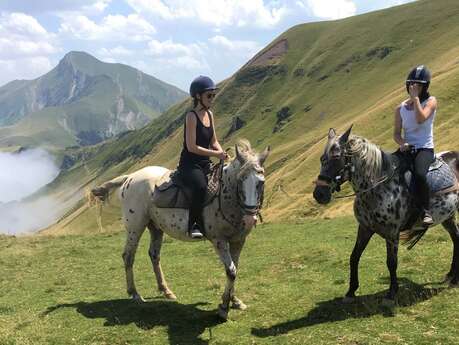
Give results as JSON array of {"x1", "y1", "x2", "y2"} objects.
[
  {"x1": 87, "y1": 175, "x2": 129, "y2": 232},
  {"x1": 89, "y1": 175, "x2": 129, "y2": 204},
  {"x1": 400, "y1": 228, "x2": 428, "y2": 250}
]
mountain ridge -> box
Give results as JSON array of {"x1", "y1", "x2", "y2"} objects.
[{"x1": 0, "y1": 51, "x2": 187, "y2": 149}]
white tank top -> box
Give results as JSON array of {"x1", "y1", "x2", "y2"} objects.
[{"x1": 400, "y1": 97, "x2": 436, "y2": 149}]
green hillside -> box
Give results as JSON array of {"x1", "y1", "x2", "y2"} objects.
[
  {"x1": 0, "y1": 52, "x2": 187, "y2": 150},
  {"x1": 41, "y1": 0, "x2": 459, "y2": 235}
]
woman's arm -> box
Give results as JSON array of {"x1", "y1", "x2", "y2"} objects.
[
  {"x1": 409, "y1": 84, "x2": 437, "y2": 124},
  {"x1": 393, "y1": 105, "x2": 408, "y2": 149},
  {"x1": 185, "y1": 112, "x2": 220, "y2": 157},
  {"x1": 209, "y1": 111, "x2": 223, "y2": 152}
]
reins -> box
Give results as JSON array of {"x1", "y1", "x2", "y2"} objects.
[{"x1": 335, "y1": 164, "x2": 397, "y2": 199}]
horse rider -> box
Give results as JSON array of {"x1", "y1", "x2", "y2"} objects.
[
  {"x1": 178, "y1": 76, "x2": 228, "y2": 239},
  {"x1": 393, "y1": 65, "x2": 438, "y2": 226}
]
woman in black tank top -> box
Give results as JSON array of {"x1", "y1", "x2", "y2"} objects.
[{"x1": 178, "y1": 76, "x2": 228, "y2": 239}]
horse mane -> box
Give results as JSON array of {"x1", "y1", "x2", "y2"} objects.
[
  {"x1": 347, "y1": 135, "x2": 383, "y2": 181},
  {"x1": 234, "y1": 139, "x2": 262, "y2": 176}
]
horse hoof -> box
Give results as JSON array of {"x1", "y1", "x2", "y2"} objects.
[
  {"x1": 342, "y1": 296, "x2": 355, "y2": 304},
  {"x1": 448, "y1": 281, "x2": 459, "y2": 288},
  {"x1": 217, "y1": 304, "x2": 229, "y2": 321},
  {"x1": 164, "y1": 291, "x2": 177, "y2": 300},
  {"x1": 381, "y1": 298, "x2": 395, "y2": 307},
  {"x1": 231, "y1": 298, "x2": 247, "y2": 310},
  {"x1": 132, "y1": 294, "x2": 145, "y2": 304}
]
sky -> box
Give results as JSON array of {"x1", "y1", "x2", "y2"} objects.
[{"x1": 0, "y1": 0, "x2": 416, "y2": 91}]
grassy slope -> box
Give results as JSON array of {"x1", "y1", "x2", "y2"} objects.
[
  {"x1": 3, "y1": 218, "x2": 459, "y2": 344},
  {"x1": 43, "y1": 0, "x2": 459, "y2": 235}
]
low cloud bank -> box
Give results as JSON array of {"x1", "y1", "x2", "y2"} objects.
[
  {"x1": 0, "y1": 148, "x2": 64, "y2": 234},
  {"x1": 0, "y1": 148, "x2": 60, "y2": 203}
]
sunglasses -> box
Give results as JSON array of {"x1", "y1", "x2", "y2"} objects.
[{"x1": 206, "y1": 93, "x2": 216, "y2": 100}]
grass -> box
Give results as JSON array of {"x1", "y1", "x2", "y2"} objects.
[{"x1": 2, "y1": 216, "x2": 459, "y2": 344}]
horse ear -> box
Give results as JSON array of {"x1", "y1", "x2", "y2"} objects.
[
  {"x1": 258, "y1": 146, "x2": 271, "y2": 166},
  {"x1": 339, "y1": 125, "x2": 353, "y2": 145},
  {"x1": 328, "y1": 128, "x2": 336, "y2": 139},
  {"x1": 235, "y1": 144, "x2": 245, "y2": 164}
]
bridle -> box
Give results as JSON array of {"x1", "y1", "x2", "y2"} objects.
[{"x1": 316, "y1": 145, "x2": 396, "y2": 199}]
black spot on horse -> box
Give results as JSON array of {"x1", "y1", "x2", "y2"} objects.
[
  {"x1": 129, "y1": 209, "x2": 135, "y2": 214},
  {"x1": 395, "y1": 200, "x2": 401, "y2": 220}
]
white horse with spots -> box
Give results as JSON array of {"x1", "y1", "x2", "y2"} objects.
[{"x1": 90, "y1": 140, "x2": 270, "y2": 320}]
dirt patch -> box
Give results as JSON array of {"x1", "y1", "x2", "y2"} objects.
[{"x1": 246, "y1": 39, "x2": 288, "y2": 67}]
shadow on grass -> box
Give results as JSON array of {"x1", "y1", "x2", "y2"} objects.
[
  {"x1": 252, "y1": 277, "x2": 446, "y2": 338},
  {"x1": 43, "y1": 298, "x2": 224, "y2": 345}
]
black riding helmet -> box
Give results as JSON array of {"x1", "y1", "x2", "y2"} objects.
[
  {"x1": 189, "y1": 76, "x2": 218, "y2": 98},
  {"x1": 406, "y1": 65, "x2": 431, "y2": 102}
]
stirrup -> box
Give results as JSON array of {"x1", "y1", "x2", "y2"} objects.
[
  {"x1": 422, "y1": 210, "x2": 434, "y2": 227},
  {"x1": 189, "y1": 224, "x2": 204, "y2": 239}
]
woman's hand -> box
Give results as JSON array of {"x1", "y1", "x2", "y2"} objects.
[
  {"x1": 400, "y1": 143, "x2": 411, "y2": 152},
  {"x1": 408, "y1": 83, "x2": 421, "y2": 100},
  {"x1": 215, "y1": 150, "x2": 228, "y2": 160}
]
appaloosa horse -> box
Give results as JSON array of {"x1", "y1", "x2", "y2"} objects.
[
  {"x1": 90, "y1": 140, "x2": 270, "y2": 320},
  {"x1": 313, "y1": 126, "x2": 459, "y2": 304}
]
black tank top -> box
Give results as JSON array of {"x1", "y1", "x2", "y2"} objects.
[{"x1": 179, "y1": 110, "x2": 213, "y2": 167}]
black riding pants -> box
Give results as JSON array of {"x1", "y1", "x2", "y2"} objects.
[
  {"x1": 178, "y1": 162, "x2": 209, "y2": 229},
  {"x1": 412, "y1": 148, "x2": 435, "y2": 210}
]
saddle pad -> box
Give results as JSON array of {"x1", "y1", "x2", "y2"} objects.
[
  {"x1": 405, "y1": 158, "x2": 457, "y2": 194},
  {"x1": 152, "y1": 170, "x2": 191, "y2": 209}
]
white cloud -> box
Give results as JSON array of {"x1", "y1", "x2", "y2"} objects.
[
  {"x1": 97, "y1": 46, "x2": 134, "y2": 57},
  {"x1": 303, "y1": 0, "x2": 356, "y2": 19},
  {"x1": 0, "y1": 0, "x2": 111, "y2": 15},
  {"x1": 126, "y1": 0, "x2": 288, "y2": 28},
  {"x1": 146, "y1": 39, "x2": 208, "y2": 70},
  {"x1": 0, "y1": 13, "x2": 57, "y2": 85},
  {"x1": 210, "y1": 35, "x2": 261, "y2": 53},
  {"x1": 58, "y1": 13, "x2": 156, "y2": 41},
  {"x1": 0, "y1": 57, "x2": 53, "y2": 86},
  {"x1": 0, "y1": 149, "x2": 59, "y2": 203}
]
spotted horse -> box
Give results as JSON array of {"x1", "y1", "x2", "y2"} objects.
[
  {"x1": 90, "y1": 140, "x2": 270, "y2": 320},
  {"x1": 313, "y1": 126, "x2": 459, "y2": 304}
]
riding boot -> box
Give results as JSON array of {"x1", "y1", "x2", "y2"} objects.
[
  {"x1": 417, "y1": 177, "x2": 433, "y2": 227},
  {"x1": 188, "y1": 206, "x2": 204, "y2": 239}
]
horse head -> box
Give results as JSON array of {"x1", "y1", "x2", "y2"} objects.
[
  {"x1": 230, "y1": 140, "x2": 270, "y2": 215},
  {"x1": 313, "y1": 126, "x2": 352, "y2": 204}
]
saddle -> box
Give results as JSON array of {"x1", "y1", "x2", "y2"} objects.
[{"x1": 152, "y1": 162, "x2": 223, "y2": 209}]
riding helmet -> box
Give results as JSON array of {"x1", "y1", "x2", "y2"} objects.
[
  {"x1": 405, "y1": 65, "x2": 431, "y2": 95},
  {"x1": 189, "y1": 76, "x2": 218, "y2": 98}
]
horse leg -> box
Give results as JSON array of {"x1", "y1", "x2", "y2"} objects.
[
  {"x1": 147, "y1": 222, "x2": 177, "y2": 300},
  {"x1": 344, "y1": 225, "x2": 374, "y2": 302},
  {"x1": 229, "y1": 240, "x2": 247, "y2": 310},
  {"x1": 213, "y1": 239, "x2": 236, "y2": 320},
  {"x1": 384, "y1": 238, "x2": 399, "y2": 304},
  {"x1": 441, "y1": 216, "x2": 459, "y2": 286},
  {"x1": 122, "y1": 223, "x2": 146, "y2": 303}
]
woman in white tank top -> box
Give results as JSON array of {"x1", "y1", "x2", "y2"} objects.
[{"x1": 393, "y1": 65, "x2": 438, "y2": 226}]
